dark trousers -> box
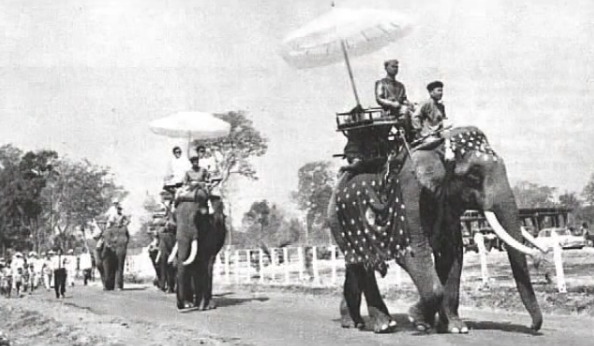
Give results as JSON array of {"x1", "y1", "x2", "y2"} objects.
[
  {"x1": 53, "y1": 268, "x2": 67, "y2": 298},
  {"x1": 83, "y1": 269, "x2": 92, "y2": 286}
]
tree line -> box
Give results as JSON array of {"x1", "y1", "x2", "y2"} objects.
[{"x1": 0, "y1": 144, "x2": 127, "y2": 255}]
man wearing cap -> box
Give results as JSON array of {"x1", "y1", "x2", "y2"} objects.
[
  {"x1": 174, "y1": 147, "x2": 209, "y2": 212},
  {"x1": 10, "y1": 252, "x2": 26, "y2": 295},
  {"x1": 413, "y1": 80, "x2": 448, "y2": 138},
  {"x1": 375, "y1": 59, "x2": 415, "y2": 140}
]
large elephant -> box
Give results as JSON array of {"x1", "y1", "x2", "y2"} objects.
[
  {"x1": 94, "y1": 224, "x2": 130, "y2": 291},
  {"x1": 170, "y1": 190, "x2": 227, "y2": 310},
  {"x1": 329, "y1": 126, "x2": 544, "y2": 334}
]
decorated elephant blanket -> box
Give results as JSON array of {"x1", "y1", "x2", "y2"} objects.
[{"x1": 332, "y1": 170, "x2": 411, "y2": 275}]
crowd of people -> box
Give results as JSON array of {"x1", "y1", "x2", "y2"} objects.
[{"x1": 0, "y1": 247, "x2": 95, "y2": 299}]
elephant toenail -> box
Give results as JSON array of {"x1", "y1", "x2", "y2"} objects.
[
  {"x1": 389, "y1": 321, "x2": 397, "y2": 328},
  {"x1": 451, "y1": 327, "x2": 460, "y2": 333},
  {"x1": 461, "y1": 327, "x2": 469, "y2": 333},
  {"x1": 381, "y1": 324, "x2": 389, "y2": 331}
]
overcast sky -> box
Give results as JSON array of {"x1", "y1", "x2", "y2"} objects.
[{"x1": 1, "y1": 0, "x2": 593, "y2": 230}]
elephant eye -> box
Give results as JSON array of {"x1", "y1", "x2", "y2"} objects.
[{"x1": 466, "y1": 167, "x2": 483, "y2": 186}]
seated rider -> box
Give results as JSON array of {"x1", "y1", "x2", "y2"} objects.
[
  {"x1": 173, "y1": 149, "x2": 210, "y2": 211},
  {"x1": 375, "y1": 59, "x2": 416, "y2": 141},
  {"x1": 163, "y1": 146, "x2": 191, "y2": 196},
  {"x1": 339, "y1": 59, "x2": 411, "y2": 174},
  {"x1": 412, "y1": 80, "x2": 454, "y2": 160},
  {"x1": 196, "y1": 145, "x2": 224, "y2": 214}
]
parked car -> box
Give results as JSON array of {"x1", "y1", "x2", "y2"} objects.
[
  {"x1": 533, "y1": 227, "x2": 587, "y2": 250},
  {"x1": 463, "y1": 228, "x2": 505, "y2": 253}
]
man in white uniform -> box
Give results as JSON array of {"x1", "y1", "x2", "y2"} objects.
[{"x1": 64, "y1": 249, "x2": 77, "y2": 287}]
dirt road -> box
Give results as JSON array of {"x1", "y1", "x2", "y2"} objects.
[{"x1": 2, "y1": 283, "x2": 591, "y2": 346}]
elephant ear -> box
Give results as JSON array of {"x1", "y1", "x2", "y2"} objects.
[{"x1": 412, "y1": 150, "x2": 446, "y2": 194}]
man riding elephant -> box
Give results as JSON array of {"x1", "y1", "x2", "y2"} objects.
[
  {"x1": 169, "y1": 148, "x2": 227, "y2": 310},
  {"x1": 93, "y1": 204, "x2": 130, "y2": 291},
  {"x1": 329, "y1": 125, "x2": 545, "y2": 334}
]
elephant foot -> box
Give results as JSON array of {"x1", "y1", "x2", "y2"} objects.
[
  {"x1": 368, "y1": 307, "x2": 397, "y2": 334},
  {"x1": 407, "y1": 302, "x2": 435, "y2": 332},
  {"x1": 206, "y1": 300, "x2": 217, "y2": 310},
  {"x1": 436, "y1": 316, "x2": 469, "y2": 334},
  {"x1": 177, "y1": 301, "x2": 194, "y2": 310}
]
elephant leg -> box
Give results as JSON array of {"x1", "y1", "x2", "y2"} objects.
[
  {"x1": 159, "y1": 258, "x2": 168, "y2": 292},
  {"x1": 115, "y1": 252, "x2": 126, "y2": 290},
  {"x1": 167, "y1": 264, "x2": 176, "y2": 294},
  {"x1": 193, "y1": 261, "x2": 209, "y2": 310},
  {"x1": 176, "y1": 263, "x2": 193, "y2": 309},
  {"x1": 341, "y1": 263, "x2": 365, "y2": 330},
  {"x1": 434, "y1": 217, "x2": 468, "y2": 334},
  {"x1": 103, "y1": 256, "x2": 115, "y2": 291},
  {"x1": 361, "y1": 267, "x2": 397, "y2": 333},
  {"x1": 203, "y1": 256, "x2": 217, "y2": 309},
  {"x1": 401, "y1": 247, "x2": 444, "y2": 331}
]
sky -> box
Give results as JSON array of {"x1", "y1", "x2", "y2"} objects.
[{"x1": 1, "y1": 0, "x2": 594, "y2": 232}]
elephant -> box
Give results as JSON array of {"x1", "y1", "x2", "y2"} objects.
[
  {"x1": 328, "y1": 126, "x2": 545, "y2": 334},
  {"x1": 147, "y1": 238, "x2": 161, "y2": 287},
  {"x1": 93, "y1": 223, "x2": 130, "y2": 291},
  {"x1": 169, "y1": 189, "x2": 227, "y2": 310},
  {"x1": 155, "y1": 221, "x2": 178, "y2": 294}
]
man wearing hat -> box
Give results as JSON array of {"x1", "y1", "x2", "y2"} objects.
[
  {"x1": 375, "y1": 59, "x2": 415, "y2": 141},
  {"x1": 413, "y1": 80, "x2": 448, "y2": 138},
  {"x1": 51, "y1": 248, "x2": 67, "y2": 298}
]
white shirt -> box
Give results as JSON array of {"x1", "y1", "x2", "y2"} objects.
[
  {"x1": 11, "y1": 257, "x2": 25, "y2": 275},
  {"x1": 165, "y1": 157, "x2": 191, "y2": 185},
  {"x1": 51, "y1": 255, "x2": 64, "y2": 269},
  {"x1": 79, "y1": 253, "x2": 93, "y2": 269},
  {"x1": 64, "y1": 255, "x2": 77, "y2": 271}
]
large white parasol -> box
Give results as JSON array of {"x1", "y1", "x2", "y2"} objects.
[
  {"x1": 149, "y1": 111, "x2": 231, "y2": 152},
  {"x1": 279, "y1": 4, "x2": 414, "y2": 107}
]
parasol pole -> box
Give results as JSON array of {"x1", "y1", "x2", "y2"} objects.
[
  {"x1": 187, "y1": 132, "x2": 192, "y2": 156},
  {"x1": 340, "y1": 39, "x2": 361, "y2": 107}
]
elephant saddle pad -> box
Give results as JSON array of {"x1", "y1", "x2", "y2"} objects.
[{"x1": 333, "y1": 173, "x2": 411, "y2": 273}]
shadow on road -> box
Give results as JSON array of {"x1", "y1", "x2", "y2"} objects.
[
  {"x1": 214, "y1": 296, "x2": 270, "y2": 308},
  {"x1": 333, "y1": 314, "x2": 542, "y2": 336},
  {"x1": 465, "y1": 320, "x2": 542, "y2": 336}
]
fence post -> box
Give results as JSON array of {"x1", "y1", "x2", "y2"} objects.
[
  {"x1": 283, "y1": 247, "x2": 290, "y2": 284},
  {"x1": 234, "y1": 250, "x2": 240, "y2": 284},
  {"x1": 259, "y1": 249, "x2": 265, "y2": 284},
  {"x1": 551, "y1": 232, "x2": 567, "y2": 293},
  {"x1": 474, "y1": 232, "x2": 489, "y2": 288},
  {"x1": 312, "y1": 246, "x2": 320, "y2": 284},
  {"x1": 245, "y1": 250, "x2": 251, "y2": 283},
  {"x1": 330, "y1": 245, "x2": 337, "y2": 285},
  {"x1": 224, "y1": 250, "x2": 230, "y2": 284},
  {"x1": 297, "y1": 246, "x2": 304, "y2": 281}
]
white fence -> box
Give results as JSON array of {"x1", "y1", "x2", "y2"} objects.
[
  {"x1": 123, "y1": 241, "x2": 576, "y2": 293},
  {"x1": 124, "y1": 245, "x2": 410, "y2": 289}
]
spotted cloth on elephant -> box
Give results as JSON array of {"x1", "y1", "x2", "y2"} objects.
[
  {"x1": 334, "y1": 172, "x2": 411, "y2": 275},
  {"x1": 448, "y1": 127, "x2": 498, "y2": 160}
]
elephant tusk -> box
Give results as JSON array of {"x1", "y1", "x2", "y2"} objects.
[
  {"x1": 484, "y1": 211, "x2": 538, "y2": 257},
  {"x1": 155, "y1": 251, "x2": 161, "y2": 264},
  {"x1": 182, "y1": 240, "x2": 198, "y2": 266},
  {"x1": 168, "y1": 243, "x2": 178, "y2": 264},
  {"x1": 521, "y1": 227, "x2": 550, "y2": 254}
]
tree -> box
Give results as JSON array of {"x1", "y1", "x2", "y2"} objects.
[
  {"x1": 582, "y1": 172, "x2": 594, "y2": 206},
  {"x1": 291, "y1": 161, "x2": 335, "y2": 244},
  {"x1": 193, "y1": 111, "x2": 268, "y2": 193},
  {"x1": 242, "y1": 200, "x2": 301, "y2": 249},
  {"x1": 40, "y1": 158, "x2": 128, "y2": 250},
  {"x1": 512, "y1": 181, "x2": 557, "y2": 208},
  {"x1": 130, "y1": 193, "x2": 164, "y2": 249},
  {"x1": 0, "y1": 147, "x2": 58, "y2": 252}
]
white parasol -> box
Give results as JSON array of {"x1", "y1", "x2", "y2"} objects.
[
  {"x1": 148, "y1": 111, "x2": 231, "y2": 152},
  {"x1": 279, "y1": 4, "x2": 414, "y2": 107}
]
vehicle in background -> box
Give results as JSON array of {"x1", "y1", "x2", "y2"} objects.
[{"x1": 533, "y1": 227, "x2": 587, "y2": 250}]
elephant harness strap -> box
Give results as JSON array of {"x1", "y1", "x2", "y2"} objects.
[{"x1": 333, "y1": 159, "x2": 412, "y2": 277}]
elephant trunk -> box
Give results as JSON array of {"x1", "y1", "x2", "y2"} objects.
[
  {"x1": 168, "y1": 243, "x2": 178, "y2": 264},
  {"x1": 488, "y1": 188, "x2": 543, "y2": 331},
  {"x1": 182, "y1": 240, "x2": 198, "y2": 266}
]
